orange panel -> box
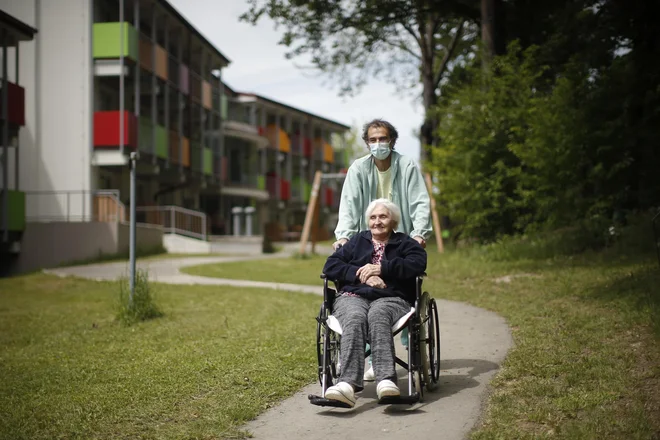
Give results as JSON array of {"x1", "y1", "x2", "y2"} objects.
[
  {"x1": 202, "y1": 80, "x2": 212, "y2": 110},
  {"x1": 154, "y1": 45, "x2": 168, "y2": 80},
  {"x1": 324, "y1": 142, "x2": 334, "y2": 163},
  {"x1": 139, "y1": 38, "x2": 152, "y2": 71},
  {"x1": 181, "y1": 136, "x2": 190, "y2": 167}
]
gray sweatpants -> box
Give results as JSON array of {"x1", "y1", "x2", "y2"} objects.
[{"x1": 332, "y1": 294, "x2": 411, "y2": 391}]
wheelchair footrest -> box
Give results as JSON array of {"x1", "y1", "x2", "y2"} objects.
[
  {"x1": 377, "y1": 393, "x2": 420, "y2": 405},
  {"x1": 308, "y1": 394, "x2": 354, "y2": 408}
]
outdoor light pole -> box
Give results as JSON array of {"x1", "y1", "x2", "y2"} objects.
[{"x1": 129, "y1": 151, "x2": 139, "y2": 301}]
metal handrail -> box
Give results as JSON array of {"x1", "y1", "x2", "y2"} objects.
[
  {"x1": 24, "y1": 189, "x2": 123, "y2": 222},
  {"x1": 135, "y1": 205, "x2": 208, "y2": 240}
]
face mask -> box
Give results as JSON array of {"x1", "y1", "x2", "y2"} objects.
[{"x1": 369, "y1": 142, "x2": 391, "y2": 160}]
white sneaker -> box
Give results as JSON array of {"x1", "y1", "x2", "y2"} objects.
[
  {"x1": 377, "y1": 380, "x2": 400, "y2": 400},
  {"x1": 325, "y1": 381, "x2": 356, "y2": 407},
  {"x1": 363, "y1": 366, "x2": 375, "y2": 381}
]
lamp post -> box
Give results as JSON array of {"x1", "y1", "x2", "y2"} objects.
[{"x1": 129, "y1": 151, "x2": 139, "y2": 301}]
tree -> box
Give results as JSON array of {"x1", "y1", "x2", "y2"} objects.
[{"x1": 240, "y1": 0, "x2": 480, "y2": 164}]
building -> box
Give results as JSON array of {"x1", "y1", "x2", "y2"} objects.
[{"x1": 0, "y1": 0, "x2": 349, "y2": 274}]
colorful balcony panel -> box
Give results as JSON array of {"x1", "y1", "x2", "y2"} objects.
[
  {"x1": 323, "y1": 142, "x2": 334, "y2": 163},
  {"x1": 220, "y1": 95, "x2": 228, "y2": 119},
  {"x1": 0, "y1": 190, "x2": 25, "y2": 232},
  {"x1": 202, "y1": 80, "x2": 212, "y2": 110},
  {"x1": 257, "y1": 175, "x2": 265, "y2": 190},
  {"x1": 138, "y1": 116, "x2": 152, "y2": 152},
  {"x1": 93, "y1": 111, "x2": 138, "y2": 148},
  {"x1": 265, "y1": 124, "x2": 291, "y2": 152},
  {"x1": 324, "y1": 187, "x2": 333, "y2": 207},
  {"x1": 303, "y1": 181, "x2": 312, "y2": 202},
  {"x1": 93, "y1": 22, "x2": 138, "y2": 61},
  {"x1": 181, "y1": 137, "x2": 191, "y2": 167},
  {"x1": 280, "y1": 179, "x2": 291, "y2": 201},
  {"x1": 139, "y1": 37, "x2": 152, "y2": 71},
  {"x1": 154, "y1": 45, "x2": 168, "y2": 80},
  {"x1": 203, "y1": 148, "x2": 213, "y2": 175},
  {"x1": 179, "y1": 64, "x2": 189, "y2": 94},
  {"x1": 154, "y1": 125, "x2": 168, "y2": 159},
  {"x1": 0, "y1": 81, "x2": 25, "y2": 126},
  {"x1": 169, "y1": 131, "x2": 180, "y2": 164},
  {"x1": 303, "y1": 137, "x2": 312, "y2": 157}
]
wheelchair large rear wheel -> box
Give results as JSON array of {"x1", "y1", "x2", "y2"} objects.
[
  {"x1": 421, "y1": 293, "x2": 441, "y2": 391},
  {"x1": 316, "y1": 307, "x2": 340, "y2": 386}
]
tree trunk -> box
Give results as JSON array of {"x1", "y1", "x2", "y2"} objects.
[
  {"x1": 420, "y1": 70, "x2": 436, "y2": 167},
  {"x1": 481, "y1": 0, "x2": 496, "y2": 65}
]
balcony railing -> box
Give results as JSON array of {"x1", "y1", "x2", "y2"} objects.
[
  {"x1": 135, "y1": 205, "x2": 208, "y2": 240},
  {"x1": 0, "y1": 81, "x2": 25, "y2": 126}
]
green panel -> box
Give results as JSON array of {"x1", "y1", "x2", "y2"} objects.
[
  {"x1": 154, "y1": 125, "x2": 168, "y2": 159},
  {"x1": 0, "y1": 190, "x2": 25, "y2": 231},
  {"x1": 191, "y1": 143, "x2": 202, "y2": 172},
  {"x1": 93, "y1": 22, "x2": 138, "y2": 60},
  {"x1": 257, "y1": 175, "x2": 265, "y2": 190},
  {"x1": 303, "y1": 182, "x2": 311, "y2": 202},
  {"x1": 221, "y1": 95, "x2": 228, "y2": 119},
  {"x1": 138, "y1": 117, "x2": 152, "y2": 152},
  {"x1": 203, "y1": 148, "x2": 213, "y2": 175}
]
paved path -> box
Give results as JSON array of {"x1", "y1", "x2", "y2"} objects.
[{"x1": 47, "y1": 250, "x2": 513, "y2": 440}]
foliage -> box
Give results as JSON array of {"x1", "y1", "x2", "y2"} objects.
[
  {"x1": 431, "y1": 8, "x2": 660, "y2": 241},
  {"x1": 116, "y1": 269, "x2": 163, "y2": 325}
]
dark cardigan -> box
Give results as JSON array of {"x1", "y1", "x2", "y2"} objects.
[{"x1": 322, "y1": 230, "x2": 427, "y2": 304}]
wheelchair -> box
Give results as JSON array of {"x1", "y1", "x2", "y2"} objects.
[{"x1": 308, "y1": 274, "x2": 441, "y2": 408}]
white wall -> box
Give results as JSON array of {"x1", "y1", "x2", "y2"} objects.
[{"x1": 0, "y1": 0, "x2": 93, "y2": 220}]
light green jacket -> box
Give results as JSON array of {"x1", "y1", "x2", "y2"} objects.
[{"x1": 335, "y1": 151, "x2": 432, "y2": 241}]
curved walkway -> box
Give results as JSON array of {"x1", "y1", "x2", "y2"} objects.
[{"x1": 47, "y1": 252, "x2": 513, "y2": 440}]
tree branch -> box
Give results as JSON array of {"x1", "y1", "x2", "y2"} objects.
[{"x1": 433, "y1": 21, "x2": 465, "y2": 89}]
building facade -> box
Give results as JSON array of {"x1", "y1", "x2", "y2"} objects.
[{"x1": 0, "y1": 0, "x2": 349, "y2": 262}]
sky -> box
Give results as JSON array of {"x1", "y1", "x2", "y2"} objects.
[{"x1": 167, "y1": 0, "x2": 424, "y2": 162}]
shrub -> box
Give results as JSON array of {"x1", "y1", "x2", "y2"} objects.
[{"x1": 116, "y1": 269, "x2": 163, "y2": 326}]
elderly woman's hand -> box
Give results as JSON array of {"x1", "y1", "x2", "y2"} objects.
[
  {"x1": 365, "y1": 276, "x2": 387, "y2": 289},
  {"x1": 357, "y1": 263, "x2": 381, "y2": 283}
]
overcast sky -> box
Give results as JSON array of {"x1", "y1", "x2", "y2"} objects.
[{"x1": 167, "y1": 0, "x2": 424, "y2": 162}]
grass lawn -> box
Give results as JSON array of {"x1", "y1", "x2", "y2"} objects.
[
  {"x1": 181, "y1": 254, "x2": 328, "y2": 285},
  {"x1": 182, "y1": 228, "x2": 660, "y2": 439},
  {"x1": 0, "y1": 275, "x2": 319, "y2": 440}
]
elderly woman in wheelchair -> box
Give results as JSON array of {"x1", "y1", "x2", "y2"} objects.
[{"x1": 309, "y1": 198, "x2": 440, "y2": 409}]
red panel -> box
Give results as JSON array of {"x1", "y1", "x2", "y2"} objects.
[
  {"x1": 0, "y1": 82, "x2": 25, "y2": 126},
  {"x1": 303, "y1": 137, "x2": 312, "y2": 157},
  {"x1": 325, "y1": 187, "x2": 333, "y2": 206},
  {"x1": 281, "y1": 179, "x2": 291, "y2": 201},
  {"x1": 94, "y1": 111, "x2": 138, "y2": 149},
  {"x1": 258, "y1": 126, "x2": 265, "y2": 136},
  {"x1": 8, "y1": 82, "x2": 25, "y2": 126}
]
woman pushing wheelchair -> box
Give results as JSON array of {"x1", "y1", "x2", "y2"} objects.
[{"x1": 321, "y1": 198, "x2": 427, "y2": 407}]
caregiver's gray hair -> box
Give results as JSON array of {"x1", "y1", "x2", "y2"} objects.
[{"x1": 365, "y1": 198, "x2": 401, "y2": 231}]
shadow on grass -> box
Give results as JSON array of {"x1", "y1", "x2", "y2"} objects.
[{"x1": 584, "y1": 264, "x2": 660, "y2": 336}]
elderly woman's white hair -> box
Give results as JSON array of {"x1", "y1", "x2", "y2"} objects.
[{"x1": 365, "y1": 198, "x2": 401, "y2": 231}]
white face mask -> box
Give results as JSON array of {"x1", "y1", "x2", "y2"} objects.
[{"x1": 369, "y1": 142, "x2": 391, "y2": 160}]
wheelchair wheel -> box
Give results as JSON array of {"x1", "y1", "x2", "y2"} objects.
[
  {"x1": 316, "y1": 306, "x2": 340, "y2": 387},
  {"x1": 421, "y1": 293, "x2": 441, "y2": 391}
]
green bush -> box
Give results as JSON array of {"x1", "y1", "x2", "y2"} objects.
[
  {"x1": 116, "y1": 269, "x2": 163, "y2": 325},
  {"x1": 430, "y1": 40, "x2": 660, "y2": 244}
]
